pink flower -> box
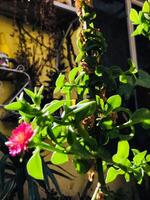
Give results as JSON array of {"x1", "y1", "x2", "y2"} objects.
[{"x1": 5, "y1": 122, "x2": 34, "y2": 156}]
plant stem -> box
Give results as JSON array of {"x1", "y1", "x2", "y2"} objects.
[
  {"x1": 38, "y1": 142, "x2": 65, "y2": 154},
  {"x1": 96, "y1": 158, "x2": 108, "y2": 194}
]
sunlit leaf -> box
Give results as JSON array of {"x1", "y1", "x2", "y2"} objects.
[
  {"x1": 142, "y1": 1, "x2": 150, "y2": 13},
  {"x1": 4, "y1": 102, "x2": 23, "y2": 111},
  {"x1": 130, "y1": 9, "x2": 140, "y2": 24},
  {"x1": 119, "y1": 74, "x2": 128, "y2": 84},
  {"x1": 69, "y1": 67, "x2": 79, "y2": 83},
  {"x1": 132, "y1": 24, "x2": 144, "y2": 36},
  {"x1": 24, "y1": 88, "x2": 35, "y2": 99},
  {"x1": 51, "y1": 151, "x2": 68, "y2": 165},
  {"x1": 133, "y1": 151, "x2": 147, "y2": 166},
  {"x1": 56, "y1": 74, "x2": 65, "y2": 89},
  {"x1": 117, "y1": 140, "x2": 129, "y2": 158},
  {"x1": 125, "y1": 173, "x2": 130, "y2": 182},
  {"x1": 128, "y1": 59, "x2": 138, "y2": 74},
  {"x1": 106, "y1": 167, "x2": 123, "y2": 183},
  {"x1": 27, "y1": 148, "x2": 44, "y2": 180},
  {"x1": 43, "y1": 100, "x2": 65, "y2": 114},
  {"x1": 102, "y1": 120, "x2": 113, "y2": 130},
  {"x1": 75, "y1": 51, "x2": 85, "y2": 63},
  {"x1": 146, "y1": 154, "x2": 150, "y2": 162},
  {"x1": 106, "y1": 95, "x2": 122, "y2": 112},
  {"x1": 143, "y1": 164, "x2": 150, "y2": 176},
  {"x1": 131, "y1": 149, "x2": 140, "y2": 156}
]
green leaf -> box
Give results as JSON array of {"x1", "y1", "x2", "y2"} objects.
[
  {"x1": 112, "y1": 141, "x2": 131, "y2": 168},
  {"x1": 142, "y1": 119, "x2": 150, "y2": 129},
  {"x1": 78, "y1": 99, "x2": 90, "y2": 105},
  {"x1": 114, "y1": 140, "x2": 130, "y2": 160},
  {"x1": 27, "y1": 148, "x2": 44, "y2": 180},
  {"x1": 73, "y1": 101, "x2": 96, "y2": 121},
  {"x1": 106, "y1": 167, "x2": 121, "y2": 183},
  {"x1": 52, "y1": 125, "x2": 62, "y2": 138},
  {"x1": 121, "y1": 159, "x2": 132, "y2": 168},
  {"x1": 69, "y1": 67, "x2": 79, "y2": 83},
  {"x1": 119, "y1": 74, "x2": 128, "y2": 84},
  {"x1": 143, "y1": 23, "x2": 149, "y2": 32},
  {"x1": 96, "y1": 95, "x2": 104, "y2": 110},
  {"x1": 4, "y1": 101, "x2": 23, "y2": 111},
  {"x1": 102, "y1": 161, "x2": 107, "y2": 173},
  {"x1": 24, "y1": 88, "x2": 35, "y2": 99},
  {"x1": 138, "y1": 10, "x2": 143, "y2": 22},
  {"x1": 43, "y1": 100, "x2": 65, "y2": 114},
  {"x1": 55, "y1": 74, "x2": 65, "y2": 89},
  {"x1": 136, "y1": 70, "x2": 150, "y2": 88},
  {"x1": 125, "y1": 173, "x2": 130, "y2": 182},
  {"x1": 102, "y1": 120, "x2": 113, "y2": 130},
  {"x1": 144, "y1": 13, "x2": 150, "y2": 20},
  {"x1": 75, "y1": 51, "x2": 85, "y2": 63},
  {"x1": 132, "y1": 24, "x2": 144, "y2": 36},
  {"x1": 106, "y1": 95, "x2": 122, "y2": 112},
  {"x1": 77, "y1": 38, "x2": 84, "y2": 50},
  {"x1": 113, "y1": 155, "x2": 131, "y2": 168},
  {"x1": 95, "y1": 66, "x2": 102, "y2": 77},
  {"x1": 142, "y1": 1, "x2": 150, "y2": 13},
  {"x1": 128, "y1": 59, "x2": 138, "y2": 74},
  {"x1": 133, "y1": 151, "x2": 147, "y2": 166},
  {"x1": 61, "y1": 86, "x2": 70, "y2": 94},
  {"x1": 75, "y1": 71, "x2": 85, "y2": 85},
  {"x1": 82, "y1": 73, "x2": 89, "y2": 84},
  {"x1": 143, "y1": 164, "x2": 150, "y2": 176},
  {"x1": 130, "y1": 9, "x2": 140, "y2": 24},
  {"x1": 19, "y1": 111, "x2": 35, "y2": 121},
  {"x1": 64, "y1": 101, "x2": 96, "y2": 121},
  {"x1": 132, "y1": 149, "x2": 140, "y2": 156},
  {"x1": 134, "y1": 168, "x2": 144, "y2": 184},
  {"x1": 53, "y1": 87, "x2": 60, "y2": 94},
  {"x1": 41, "y1": 126, "x2": 48, "y2": 137},
  {"x1": 146, "y1": 154, "x2": 150, "y2": 162},
  {"x1": 37, "y1": 85, "x2": 44, "y2": 96},
  {"x1": 131, "y1": 108, "x2": 150, "y2": 124},
  {"x1": 51, "y1": 151, "x2": 68, "y2": 165}
]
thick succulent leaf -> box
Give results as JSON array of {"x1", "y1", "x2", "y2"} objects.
[{"x1": 27, "y1": 148, "x2": 44, "y2": 180}]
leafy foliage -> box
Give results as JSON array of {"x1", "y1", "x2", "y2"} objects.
[
  {"x1": 4, "y1": 1, "x2": 150, "y2": 199},
  {"x1": 130, "y1": 0, "x2": 150, "y2": 39},
  {"x1": 0, "y1": 132, "x2": 73, "y2": 200}
]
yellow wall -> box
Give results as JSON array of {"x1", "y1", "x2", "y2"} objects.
[
  {"x1": 0, "y1": 15, "x2": 18, "y2": 57},
  {"x1": 0, "y1": 15, "x2": 54, "y2": 60},
  {"x1": 0, "y1": 15, "x2": 54, "y2": 130},
  {"x1": 0, "y1": 15, "x2": 56, "y2": 81}
]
